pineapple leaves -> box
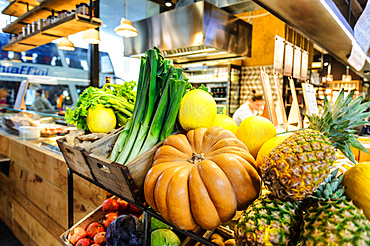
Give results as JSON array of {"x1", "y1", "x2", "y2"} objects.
[{"x1": 308, "y1": 89, "x2": 370, "y2": 164}]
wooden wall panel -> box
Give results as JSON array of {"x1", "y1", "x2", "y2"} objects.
[
  {"x1": 0, "y1": 135, "x2": 10, "y2": 156},
  {"x1": 0, "y1": 172, "x2": 12, "y2": 229},
  {"x1": 8, "y1": 137, "x2": 106, "y2": 208},
  {"x1": 236, "y1": 9, "x2": 285, "y2": 67},
  {"x1": 9, "y1": 160, "x2": 95, "y2": 229},
  {"x1": 13, "y1": 200, "x2": 63, "y2": 246}
]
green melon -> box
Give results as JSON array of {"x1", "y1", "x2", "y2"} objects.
[{"x1": 151, "y1": 229, "x2": 181, "y2": 246}]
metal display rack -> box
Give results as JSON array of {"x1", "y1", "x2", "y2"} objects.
[{"x1": 67, "y1": 168, "x2": 220, "y2": 246}]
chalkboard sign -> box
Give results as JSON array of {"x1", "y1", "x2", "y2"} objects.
[{"x1": 14, "y1": 80, "x2": 29, "y2": 110}]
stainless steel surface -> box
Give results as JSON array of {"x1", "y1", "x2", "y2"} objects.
[
  {"x1": 124, "y1": 1, "x2": 252, "y2": 64},
  {"x1": 252, "y1": 0, "x2": 370, "y2": 80},
  {"x1": 217, "y1": 0, "x2": 262, "y2": 14}
]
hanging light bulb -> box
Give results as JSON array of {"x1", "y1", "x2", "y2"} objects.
[
  {"x1": 165, "y1": 1, "x2": 172, "y2": 7},
  {"x1": 57, "y1": 37, "x2": 75, "y2": 51},
  {"x1": 114, "y1": 18, "x2": 138, "y2": 37},
  {"x1": 83, "y1": 29, "x2": 101, "y2": 44},
  {"x1": 115, "y1": 0, "x2": 138, "y2": 38}
]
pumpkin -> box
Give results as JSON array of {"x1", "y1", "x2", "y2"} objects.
[{"x1": 144, "y1": 126, "x2": 261, "y2": 230}]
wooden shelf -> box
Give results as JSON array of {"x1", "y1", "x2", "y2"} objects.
[
  {"x1": 2, "y1": 14, "x2": 102, "y2": 52},
  {"x1": 2, "y1": 0, "x2": 91, "y2": 34},
  {"x1": 2, "y1": 0, "x2": 40, "y2": 17}
]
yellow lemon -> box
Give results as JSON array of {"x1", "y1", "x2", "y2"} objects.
[
  {"x1": 236, "y1": 116, "x2": 276, "y2": 158},
  {"x1": 256, "y1": 135, "x2": 290, "y2": 167},
  {"x1": 178, "y1": 89, "x2": 217, "y2": 131},
  {"x1": 212, "y1": 114, "x2": 238, "y2": 135}
]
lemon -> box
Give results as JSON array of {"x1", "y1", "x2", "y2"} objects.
[
  {"x1": 178, "y1": 89, "x2": 217, "y2": 131},
  {"x1": 256, "y1": 135, "x2": 290, "y2": 167},
  {"x1": 86, "y1": 104, "x2": 116, "y2": 133},
  {"x1": 236, "y1": 116, "x2": 276, "y2": 158},
  {"x1": 212, "y1": 114, "x2": 238, "y2": 135}
]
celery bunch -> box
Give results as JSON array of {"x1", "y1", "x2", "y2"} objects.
[
  {"x1": 110, "y1": 47, "x2": 188, "y2": 164},
  {"x1": 65, "y1": 81, "x2": 136, "y2": 131}
]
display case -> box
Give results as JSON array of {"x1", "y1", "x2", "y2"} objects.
[
  {"x1": 182, "y1": 64, "x2": 242, "y2": 115},
  {"x1": 0, "y1": 106, "x2": 69, "y2": 154}
]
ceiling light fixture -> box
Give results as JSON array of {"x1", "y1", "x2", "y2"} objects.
[
  {"x1": 115, "y1": 0, "x2": 138, "y2": 38},
  {"x1": 57, "y1": 37, "x2": 75, "y2": 51},
  {"x1": 165, "y1": 1, "x2": 172, "y2": 7},
  {"x1": 83, "y1": 29, "x2": 101, "y2": 44}
]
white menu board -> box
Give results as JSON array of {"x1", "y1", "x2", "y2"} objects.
[
  {"x1": 283, "y1": 42, "x2": 294, "y2": 77},
  {"x1": 293, "y1": 46, "x2": 302, "y2": 79},
  {"x1": 273, "y1": 36, "x2": 285, "y2": 74},
  {"x1": 302, "y1": 83, "x2": 319, "y2": 116},
  {"x1": 300, "y1": 50, "x2": 309, "y2": 81}
]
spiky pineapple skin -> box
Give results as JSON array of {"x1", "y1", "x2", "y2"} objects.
[
  {"x1": 235, "y1": 193, "x2": 301, "y2": 246},
  {"x1": 301, "y1": 199, "x2": 370, "y2": 246},
  {"x1": 261, "y1": 129, "x2": 336, "y2": 201}
]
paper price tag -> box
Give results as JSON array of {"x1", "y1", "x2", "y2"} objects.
[
  {"x1": 302, "y1": 83, "x2": 319, "y2": 116},
  {"x1": 283, "y1": 42, "x2": 294, "y2": 77},
  {"x1": 354, "y1": 1, "x2": 370, "y2": 53},
  {"x1": 348, "y1": 43, "x2": 366, "y2": 71}
]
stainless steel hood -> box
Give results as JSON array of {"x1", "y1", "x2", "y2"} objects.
[{"x1": 124, "y1": 1, "x2": 252, "y2": 64}]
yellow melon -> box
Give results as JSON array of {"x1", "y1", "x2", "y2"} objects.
[
  {"x1": 343, "y1": 162, "x2": 370, "y2": 220},
  {"x1": 235, "y1": 116, "x2": 276, "y2": 158},
  {"x1": 212, "y1": 114, "x2": 238, "y2": 135}
]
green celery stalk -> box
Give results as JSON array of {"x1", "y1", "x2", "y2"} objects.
[
  {"x1": 125, "y1": 49, "x2": 162, "y2": 164},
  {"x1": 160, "y1": 78, "x2": 187, "y2": 141},
  {"x1": 138, "y1": 66, "x2": 174, "y2": 155}
]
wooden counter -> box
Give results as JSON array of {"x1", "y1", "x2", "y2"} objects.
[{"x1": 0, "y1": 131, "x2": 107, "y2": 246}]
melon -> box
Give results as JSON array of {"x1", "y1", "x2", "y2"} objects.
[{"x1": 151, "y1": 229, "x2": 181, "y2": 246}]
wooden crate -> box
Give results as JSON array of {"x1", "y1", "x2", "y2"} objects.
[
  {"x1": 84, "y1": 137, "x2": 161, "y2": 205},
  {"x1": 60, "y1": 196, "x2": 118, "y2": 246},
  {"x1": 56, "y1": 138, "x2": 94, "y2": 180}
]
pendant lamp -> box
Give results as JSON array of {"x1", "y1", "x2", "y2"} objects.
[
  {"x1": 83, "y1": 28, "x2": 101, "y2": 44},
  {"x1": 58, "y1": 37, "x2": 75, "y2": 51},
  {"x1": 114, "y1": 0, "x2": 138, "y2": 37}
]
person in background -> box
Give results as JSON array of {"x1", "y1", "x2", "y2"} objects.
[
  {"x1": 0, "y1": 89, "x2": 8, "y2": 112},
  {"x1": 31, "y1": 89, "x2": 54, "y2": 112},
  {"x1": 232, "y1": 90, "x2": 265, "y2": 126}
]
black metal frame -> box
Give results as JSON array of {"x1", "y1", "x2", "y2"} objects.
[{"x1": 67, "y1": 168, "x2": 219, "y2": 246}]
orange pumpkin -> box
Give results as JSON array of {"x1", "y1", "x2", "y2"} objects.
[{"x1": 144, "y1": 127, "x2": 261, "y2": 230}]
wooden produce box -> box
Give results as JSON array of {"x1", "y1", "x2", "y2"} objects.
[
  {"x1": 57, "y1": 138, "x2": 95, "y2": 181},
  {"x1": 57, "y1": 128, "x2": 161, "y2": 205}
]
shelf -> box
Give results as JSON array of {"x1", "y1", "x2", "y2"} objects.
[
  {"x1": 2, "y1": 14, "x2": 102, "y2": 52},
  {"x1": 2, "y1": 0, "x2": 91, "y2": 34},
  {"x1": 189, "y1": 80, "x2": 228, "y2": 84},
  {"x1": 214, "y1": 98, "x2": 227, "y2": 101},
  {"x1": 2, "y1": 0, "x2": 40, "y2": 17}
]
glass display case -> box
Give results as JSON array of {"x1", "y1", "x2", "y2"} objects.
[
  {"x1": 182, "y1": 64, "x2": 242, "y2": 115},
  {"x1": 0, "y1": 106, "x2": 71, "y2": 154}
]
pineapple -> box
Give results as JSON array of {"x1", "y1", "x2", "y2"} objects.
[
  {"x1": 235, "y1": 191, "x2": 301, "y2": 246},
  {"x1": 300, "y1": 169, "x2": 370, "y2": 245},
  {"x1": 261, "y1": 90, "x2": 370, "y2": 201}
]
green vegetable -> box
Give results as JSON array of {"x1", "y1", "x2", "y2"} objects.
[
  {"x1": 151, "y1": 229, "x2": 181, "y2": 246},
  {"x1": 111, "y1": 47, "x2": 189, "y2": 165},
  {"x1": 65, "y1": 81, "x2": 136, "y2": 131}
]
